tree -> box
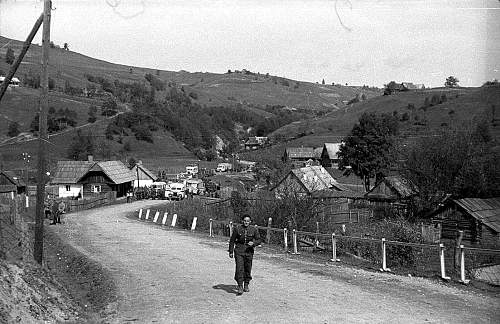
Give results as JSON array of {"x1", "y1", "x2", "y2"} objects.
[
  {"x1": 88, "y1": 105, "x2": 97, "y2": 123},
  {"x1": 338, "y1": 113, "x2": 399, "y2": 191},
  {"x1": 7, "y1": 121, "x2": 20, "y2": 137},
  {"x1": 67, "y1": 130, "x2": 94, "y2": 160},
  {"x1": 444, "y1": 76, "x2": 459, "y2": 88},
  {"x1": 402, "y1": 121, "x2": 500, "y2": 215},
  {"x1": 5, "y1": 48, "x2": 15, "y2": 64},
  {"x1": 101, "y1": 98, "x2": 118, "y2": 116},
  {"x1": 322, "y1": 79, "x2": 325, "y2": 85}
]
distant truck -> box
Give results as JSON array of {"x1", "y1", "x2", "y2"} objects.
[
  {"x1": 216, "y1": 162, "x2": 233, "y2": 172},
  {"x1": 186, "y1": 178, "x2": 205, "y2": 195},
  {"x1": 165, "y1": 182, "x2": 186, "y2": 200},
  {"x1": 151, "y1": 181, "x2": 168, "y2": 199},
  {"x1": 186, "y1": 165, "x2": 199, "y2": 176}
]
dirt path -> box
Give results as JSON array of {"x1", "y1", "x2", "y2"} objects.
[{"x1": 50, "y1": 201, "x2": 499, "y2": 323}]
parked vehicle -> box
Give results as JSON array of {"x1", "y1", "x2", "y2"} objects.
[
  {"x1": 186, "y1": 165, "x2": 199, "y2": 176},
  {"x1": 151, "y1": 181, "x2": 167, "y2": 199},
  {"x1": 186, "y1": 178, "x2": 205, "y2": 195},
  {"x1": 216, "y1": 162, "x2": 233, "y2": 172},
  {"x1": 165, "y1": 182, "x2": 186, "y2": 200}
]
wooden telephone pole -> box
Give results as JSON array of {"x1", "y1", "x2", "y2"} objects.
[{"x1": 34, "y1": 0, "x2": 52, "y2": 265}]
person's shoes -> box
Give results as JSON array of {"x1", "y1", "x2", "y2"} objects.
[
  {"x1": 237, "y1": 284, "x2": 244, "y2": 295},
  {"x1": 243, "y1": 282, "x2": 250, "y2": 292}
]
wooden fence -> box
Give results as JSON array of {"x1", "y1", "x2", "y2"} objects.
[{"x1": 63, "y1": 191, "x2": 117, "y2": 213}]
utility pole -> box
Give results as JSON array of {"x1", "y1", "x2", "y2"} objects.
[{"x1": 34, "y1": 0, "x2": 51, "y2": 265}]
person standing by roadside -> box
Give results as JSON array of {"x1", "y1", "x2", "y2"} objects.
[
  {"x1": 228, "y1": 215, "x2": 261, "y2": 295},
  {"x1": 50, "y1": 200, "x2": 59, "y2": 225},
  {"x1": 57, "y1": 200, "x2": 66, "y2": 224}
]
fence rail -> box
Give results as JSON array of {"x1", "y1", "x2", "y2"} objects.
[{"x1": 134, "y1": 200, "x2": 500, "y2": 286}]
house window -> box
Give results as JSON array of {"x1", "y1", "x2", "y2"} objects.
[
  {"x1": 65, "y1": 185, "x2": 71, "y2": 191},
  {"x1": 92, "y1": 185, "x2": 102, "y2": 193}
]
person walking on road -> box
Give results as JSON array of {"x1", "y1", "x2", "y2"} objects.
[{"x1": 228, "y1": 215, "x2": 261, "y2": 295}]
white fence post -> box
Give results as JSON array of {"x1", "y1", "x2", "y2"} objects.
[
  {"x1": 145, "y1": 209, "x2": 150, "y2": 220},
  {"x1": 440, "y1": 243, "x2": 451, "y2": 280},
  {"x1": 330, "y1": 233, "x2": 339, "y2": 262},
  {"x1": 283, "y1": 228, "x2": 288, "y2": 252},
  {"x1": 153, "y1": 210, "x2": 160, "y2": 223},
  {"x1": 162, "y1": 212, "x2": 168, "y2": 225},
  {"x1": 138, "y1": 208, "x2": 143, "y2": 219},
  {"x1": 191, "y1": 217, "x2": 197, "y2": 231},
  {"x1": 381, "y1": 238, "x2": 391, "y2": 272},
  {"x1": 459, "y1": 245, "x2": 470, "y2": 284},
  {"x1": 171, "y1": 213, "x2": 177, "y2": 227},
  {"x1": 291, "y1": 229, "x2": 300, "y2": 255},
  {"x1": 209, "y1": 219, "x2": 213, "y2": 237}
]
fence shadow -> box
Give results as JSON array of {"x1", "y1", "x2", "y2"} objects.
[{"x1": 212, "y1": 284, "x2": 239, "y2": 295}]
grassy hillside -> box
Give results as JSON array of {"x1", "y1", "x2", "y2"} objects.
[
  {"x1": 0, "y1": 35, "x2": 381, "y2": 175},
  {"x1": 0, "y1": 36, "x2": 380, "y2": 114},
  {"x1": 271, "y1": 86, "x2": 500, "y2": 140}
]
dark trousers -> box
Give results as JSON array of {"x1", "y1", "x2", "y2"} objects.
[
  {"x1": 234, "y1": 252, "x2": 253, "y2": 284},
  {"x1": 52, "y1": 211, "x2": 61, "y2": 224}
]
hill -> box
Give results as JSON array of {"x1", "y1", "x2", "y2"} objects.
[
  {"x1": 0, "y1": 35, "x2": 379, "y2": 173},
  {"x1": 270, "y1": 86, "x2": 500, "y2": 141}
]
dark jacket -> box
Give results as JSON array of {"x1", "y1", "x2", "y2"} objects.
[{"x1": 229, "y1": 224, "x2": 262, "y2": 255}]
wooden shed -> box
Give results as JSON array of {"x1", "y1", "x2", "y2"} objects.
[
  {"x1": 0, "y1": 171, "x2": 26, "y2": 197},
  {"x1": 431, "y1": 198, "x2": 500, "y2": 247}
]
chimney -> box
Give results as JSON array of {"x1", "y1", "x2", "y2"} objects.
[{"x1": 88, "y1": 155, "x2": 93, "y2": 162}]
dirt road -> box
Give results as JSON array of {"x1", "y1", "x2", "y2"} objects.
[{"x1": 50, "y1": 201, "x2": 499, "y2": 323}]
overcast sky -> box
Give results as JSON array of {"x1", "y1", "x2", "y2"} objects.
[{"x1": 1, "y1": 0, "x2": 499, "y2": 87}]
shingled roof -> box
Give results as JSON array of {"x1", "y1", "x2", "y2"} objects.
[
  {"x1": 290, "y1": 165, "x2": 348, "y2": 193},
  {"x1": 52, "y1": 160, "x2": 135, "y2": 185},
  {"x1": 89, "y1": 161, "x2": 136, "y2": 184},
  {"x1": 454, "y1": 198, "x2": 500, "y2": 233},
  {"x1": 284, "y1": 147, "x2": 316, "y2": 159},
  {"x1": 51, "y1": 161, "x2": 94, "y2": 184}
]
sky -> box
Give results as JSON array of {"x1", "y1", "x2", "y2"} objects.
[{"x1": 0, "y1": 0, "x2": 499, "y2": 87}]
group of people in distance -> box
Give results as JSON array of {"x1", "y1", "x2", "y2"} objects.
[{"x1": 44, "y1": 195, "x2": 66, "y2": 225}]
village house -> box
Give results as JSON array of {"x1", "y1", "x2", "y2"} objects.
[
  {"x1": 431, "y1": 197, "x2": 500, "y2": 247},
  {"x1": 282, "y1": 147, "x2": 321, "y2": 168},
  {"x1": 320, "y1": 143, "x2": 341, "y2": 168},
  {"x1": 0, "y1": 76, "x2": 21, "y2": 87},
  {"x1": 272, "y1": 165, "x2": 347, "y2": 198},
  {"x1": 244, "y1": 136, "x2": 268, "y2": 150},
  {"x1": 402, "y1": 82, "x2": 425, "y2": 90},
  {"x1": 0, "y1": 171, "x2": 26, "y2": 198},
  {"x1": 365, "y1": 175, "x2": 418, "y2": 216},
  {"x1": 51, "y1": 157, "x2": 135, "y2": 198},
  {"x1": 129, "y1": 161, "x2": 157, "y2": 188}
]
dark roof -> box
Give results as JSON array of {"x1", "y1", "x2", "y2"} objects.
[
  {"x1": 454, "y1": 198, "x2": 500, "y2": 233},
  {"x1": 366, "y1": 175, "x2": 417, "y2": 200},
  {"x1": 52, "y1": 160, "x2": 135, "y2": 184},
  {"x1": 284, "y1": 147, "x2": 316, "y2": 159},
  {"x1": 0, "y1": 171, "x2": 26, "y2": 187},
  {"x1": 245, "y1": 137, "x2": 260, "y2": 145}
]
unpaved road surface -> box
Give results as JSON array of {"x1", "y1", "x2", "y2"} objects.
[{"x1": 50, "y1": 201, "x2": 500, "y2": 323}]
